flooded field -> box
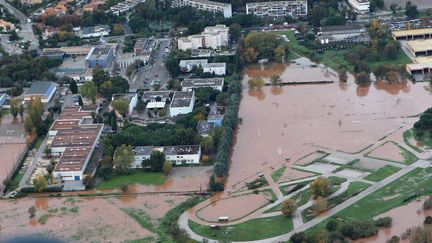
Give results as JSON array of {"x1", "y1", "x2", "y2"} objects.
[
  {"x1": 358, "y1": 198, "x2": 432, "y2": 243},
  {"x1": 226, "y1": 60, "x2": 432, "y2": 191},
  {"x1": 0, "y1": 194, "x2": 190, "y2": 242},
  {"x1": 368, "y1": 142, "x2": 405, "y2": 162}
]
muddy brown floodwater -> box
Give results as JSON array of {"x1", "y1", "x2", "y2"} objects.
[
  {"x1": 357, "y1": 198, "x2": 432, "y2": 243},
  {"x1": 226, "y1": 60, "x2": 432, "y2": 191}
]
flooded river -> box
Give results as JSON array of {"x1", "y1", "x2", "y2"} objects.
[{"x1": 226, "y1": 58, "x2": 432, "y2": 190}]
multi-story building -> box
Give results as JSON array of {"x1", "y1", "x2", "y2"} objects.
[
  {"x1": 347, "y1": 0, "x2": 370, "y2": 12},
  {"x1": 130, "y1": 145, "x2": 201, "y2": 168},
  {"x1": 203, "y1": 62, "x2": 226, "y2": 76},
  {"x1": 245, "y1": 0, "x2": 308, "y2": 19},
  {"x1": 172, "y1": 0, "x2": 232, "y2": 18},
  {"x1": 85, "y1": 46, "x2": 114, "y2": 68},
  {"x1": 169, "y1": 91, "x2": 195, "y2": 117},
  {"x1": 178, "y1": 25, "x2": 229, "y2": 51},
  {"x1": 142, "y1": 91, "x2": 171, "y2": 110},
  {"x1": 181, "y1": 78, "x2": 224, "y2": 91},
  {"x1": 179, "y1": 59, "x2": 208, "y2": 72}
]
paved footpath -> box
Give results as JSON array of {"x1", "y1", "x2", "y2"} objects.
[{"x1": 179, "y1": 165, "x2": 417, "y2": 243}]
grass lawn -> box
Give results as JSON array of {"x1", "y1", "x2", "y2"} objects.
[
  {"x1": 302, "y1": 181, "x2": 370, "y2": 222},
  {"x1": 276, "y1": 30, "x2": 411, "y2": 73},
  {"x1": 337, "y1": 167, "x2": 432, "y2": 221},
  {"x1": 364, "y1": 165, "x2": 401, "y2": 182},
  {"x1": 34, "y1": 137, "x2": 44, "y2": 149},
  {"x1": 97, "y1": 171, "x2": 165, "y2": 190},
  {"x1": 188, "y1": 215, "x2": 293, "y2": 241},
  {"x1": 271, "y1": 165, "x2": 287, "y2": 182},
  {"x1": 291, "y1": 188, "x2": 312, "y2": 207}
]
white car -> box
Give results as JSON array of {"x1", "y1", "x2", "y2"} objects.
[{"x1": 2, "y1": 191, "x2": 17, "y2": 199}]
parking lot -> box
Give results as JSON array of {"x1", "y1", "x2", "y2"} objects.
[{"x1": 130, "y1": 38, "x2": 172, "y2": 90}]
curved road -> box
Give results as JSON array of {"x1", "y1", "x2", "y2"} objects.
[{"x1": 0, "y1": 0, "x2": 39, "y2": 51}]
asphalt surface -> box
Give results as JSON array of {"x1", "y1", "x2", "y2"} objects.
[
  {"x1": 0, "y1": 0, "x2": 39, "y2": 51},
  {"x1": 130, "y1": 38, "x2": 171, "y2": 90}
]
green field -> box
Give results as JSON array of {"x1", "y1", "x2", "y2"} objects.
[
  {"x1": 338, "y1": 168, "x2": 432, "y2": 220},
  {"x1": 271, "y1": 165, "x2": 287, "y2": 182},
  {"x1": 277, "y1": 30, "x2": 411, "y2": 72},
  {"x1": 188, "y1": 215, "x2": 293, "y2": 241},
  {"x1": 96, "y1": 171, "x2": 165, "y2": 190},
  {"x1": 34, "y1": 137, "x2": 44, "y2": 149},
  {"x1": 364, "y1": 165, "x2": 401, "y2": 182},
  {"x1": 403, "y1": 129, "x2": 423, "y2": 153}
]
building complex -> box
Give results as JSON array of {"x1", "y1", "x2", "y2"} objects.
[
  {"x1": 245, "y1": 0, "x2": 308, "y2": 19},
  {"x1": 172, "y1": 0, "x2": 232, "y2": 18},
  {"x1": 24, "y1": 81, "x2": 57, "y2": 103},
  {"x1": 178, "y1": 25, "x2": 229, "y2": 51},
  {"x1": 347, "y1": 0, "x2": 370, "y2": 12},
  {"x1": 181, "y1": 78, "x2": 224, "y2": 91},
  {"x1": 48, "y1": 106, "x2": 103, "y2": 185},
  {"x1": 131, "y1": 145, "x2": 201, "y2": 168}
]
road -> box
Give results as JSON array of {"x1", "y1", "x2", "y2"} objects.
[
  {"x1": 0, "y1": 0, "x2": 39, "y2": 51},
  {"x1": 130, "y1": 38, "x2": 171, "y2": 90}
]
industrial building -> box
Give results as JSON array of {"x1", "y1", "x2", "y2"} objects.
[
  {"x1": 392, "y1": 28, "x2": 432, "y2": 41},
  {"x1": 24, "y1": 81, "x2": 57, "y2": 103},
  {"x1": 48, "y1": 106, "x2": 103, "y2": 184},
  {"x1": 171, "y1": 0, "x2": 232, "y2": 18},
  {"x1": 245, "y1": 0, "x2": 308, "y2": 19},
  {"x1": 406, "y1": 39, "x2": 432, "y2": 57}
]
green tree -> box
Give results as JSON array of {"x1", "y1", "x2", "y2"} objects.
[
  {"x1": 216, "y1": 92, "x2": 230, "y2": 106},
  {"x1": 405, "y1": 2, "x2": 419, "y2": 19},
  {"x1": 200, "y1": 136, "x2": 214, "y2": 154},
  {"x1": 310, "y1": 177, "x2": 330, "y2": 198},
  {"x1": 92, "y1": 67, "x2": 109, "y2": 87},
  {"x1": 18, "y1": 104, "x2": 24, "y2": 117},
  {"x1": 80, "y1": 82, "x2": 97, "y2": 104},
  {"x1": 99, "y1": 81, "x2": 113, "y2": 99},
  {"x1": 24, "y1": 97, "x2": 43, "y2": 134},
  {"x1": 384, "y1": 42, "x2": 398, "y2": 59},
  {"x1": 9, "y1": 31, "x2": 19, "y2": 41},
  {"x1": 281, "y1": 199, "x2": 297, "y2": 217},
  {"x1": 33, "y1": 175, "x2": 47, "y2": 192},
  {"x1": 270, "y1": 75, "x2": 282, "y2": 86},
  {"x1": 162, "y1": 160, "x2": 172, "y2": 175},
  {"x1": 113, "y1": 144, "x2": 134, "y2": 172},
  {"x1": 142, "y1": 151, "x2": 166, "y2": 172},
  {"x1": 44, "y1": 147, "x2": 52, "y2": 158},
  {"x1": 69, "y1": 80, "x2": 78, "y2": 94},
  {"x1": 229, "y1": 23, "x2": 242, "y2": 40},
  {"x1": 248, "y1": 77, "x2": 264, "y2": 89},
  {"x1": 10, "y1": 98, "x2": 18, "y2": 118},
  {"x1": 175, "y1": 128, "x2": 198, "y2": 145},
  {"x1": 111, "y1": 98, "x2": 129, "y2": 117}
]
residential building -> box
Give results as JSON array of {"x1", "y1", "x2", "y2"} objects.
[
  {"x1": 130, "y1": 145, "x2": 201, "y2": 168},
  {"x1": 392, "y1": 28, "x2": 432, "y2": 41},
  {"x1": 110, "y1": 92, "x2": 138, "y2": 116},
  {"x1": 182, "y1": 78, "x2": 224, "y2": 91},
  {"x1": 347, "y1": 0, "x2": 370, "y2": 12},
  {"x1": 203, "y1": 62, "x2": 226, "y2": 76},
  {"x1": 245, "y1": 0, "x2": 308, "y2": 19},
  {"x1": 85, "y1": 46, "x2": 115, "y2": 68},
  {"x1": 172, "y1": 0, "x2": 232, "y2": 18},
  {"x1": 78, "y1": 25, "x2": 110, "y2": 38},
  {"x1": 0, "y1": 19, "x2": 16, "y2": 32},
  {"x1": 165, "y1": 145, "x2": 201, "y2": 165},
  {"x1": 179, "y1": 59, "x2": 208, "y2": 72},
  {"x1": 207, "y1": 106, "x2": 225, "y2": 127},
  {"x1": 169, "y1": 91, "x2": 195, "y2": 117},
  {"x1": 178, "y1": 25, "x2": 229, "y2": 51},
  {"x1": 49, "y1": 106, "x2": 103, "y2": 183},
  {"x1": 24, "y1": 81, "x2": 57, "y2": 103}
]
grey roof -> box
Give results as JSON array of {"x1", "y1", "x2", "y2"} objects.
[
  {"x1": 142, "y1": 91, "x2": 172, "y2": 101},
  {"x1": 182, "y1": 78, "x2": 223, "y2": 88},
  {"x1": 170, "y1": 91, "x2": 194, "y2": 108},
  {"x1": 320, "y1": 24, "x2": 366, "y2": 33},
  {"x1": 81, "y1": 25, "x2": 110, "y2": 35},
  {"x1": 164, "y1": 145, "x2": 200, "y2": 155},
  {"x1": 134, "y1": 146, "x2": 153, "y2": 156},
  {"x1": 26, "y1": 81, "x2": 56, "y2": 96},
  {"x1": 87, "y1": 46, "x2": 113, "y2": 61}
]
